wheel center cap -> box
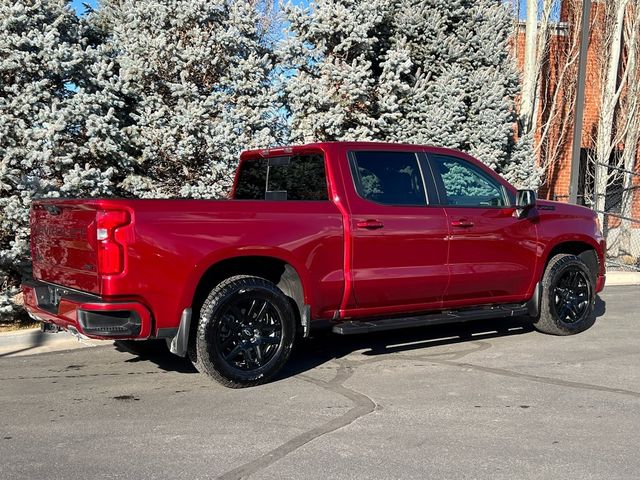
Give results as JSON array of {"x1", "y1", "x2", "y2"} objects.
[{"x1": 242, "y1": 328, "x2": 252, "y2": 337}]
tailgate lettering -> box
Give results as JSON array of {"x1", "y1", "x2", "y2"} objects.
[{"x1": 33, "y1": 225, "x2": 85, "y2": 240}]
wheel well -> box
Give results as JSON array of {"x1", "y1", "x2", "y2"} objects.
[
  {"x1": 191, "y1": 256, "x2": 305, "y2": 323},
  {"x1": 545, "y1": 242, "x2": 599, "y2": 280}
]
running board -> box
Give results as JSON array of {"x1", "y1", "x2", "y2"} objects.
[{"x1": 332, "y1": 304, "x2": 531, "y2": 335}]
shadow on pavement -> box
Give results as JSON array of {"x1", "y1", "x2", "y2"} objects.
[
  {"x1": 280, "y1": 293, "x2": 607, "y2": 381},
  {"x1": 107, "y1": 294, "x2": 607, "y2": 381},
  {"x1": 279, "y1": 315, "x2": 536, "y2": 381},
  {"x1": 113, "y1": 340, "x2": 197, "y2": 374}
]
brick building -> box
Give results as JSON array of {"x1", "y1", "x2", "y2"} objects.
[{"x1": 514, "y1": 1, "x2": 640, "y2": 265}]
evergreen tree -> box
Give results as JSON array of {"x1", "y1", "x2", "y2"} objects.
[
  {"x1": 281, "y1": 0, "x2": 394, "y2": 141},
  {"x1": 282, "y1": 0, "x2": 539, "y2": 187},
  {"x1": 0, "y1": 0, "x2": 281, "y2": 317},
  {"x1": 0, "y1": 0, "x2": 130, "y2": 318},
  {"x1": 96, "y1": 0, "x2": 281, "y2": 198}
]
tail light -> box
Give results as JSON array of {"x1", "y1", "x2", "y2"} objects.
[{"x1": 96, "y1": 210, "x2": 130, "y2": 275}]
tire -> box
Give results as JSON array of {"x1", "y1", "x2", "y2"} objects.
[
  {"x1": 195, "y1": 275, "x2": 296, "y2": 388},
  {"x1": 534, "y1": 254, "x2": 596, "y2": 335}
]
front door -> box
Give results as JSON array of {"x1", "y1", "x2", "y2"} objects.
[{"x1": 427, "y1": 153, "x2": 538, "y2": 307}]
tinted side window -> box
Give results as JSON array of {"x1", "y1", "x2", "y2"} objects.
[
  {"x1": 430, "y1": 155, "x2": 506, "y2": 207},
  {"x1": 235, "y1": 154, "x2": 328, "y2": 201},
  {"x1": 351, "y1": 151, "x2": 427, "y2": 206}
]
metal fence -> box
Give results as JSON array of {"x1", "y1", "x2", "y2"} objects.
[
  {"x1": 556, "y1": 163, "x2": 640, "y2": 272},
  {"x1": 599, "y1": 211, "x2": 640, "y2": 271},
  {"x1": 593, "y1": 163, "x2": 640, "y2": 272}
]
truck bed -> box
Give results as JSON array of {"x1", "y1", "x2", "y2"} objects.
[{"x1": 26, "y1": 197, "x2": 345, "y2": 337}]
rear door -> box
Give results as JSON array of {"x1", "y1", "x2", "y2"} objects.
[
  {"x1": 30, "y1": 201, "x2": 100, "y2": 294},
  {"x1": 346, "y1": 150, "x2": 449, "y2": 315},
  {"x1": 426, "y1": 153, "x2": 538, "y2": 306}
]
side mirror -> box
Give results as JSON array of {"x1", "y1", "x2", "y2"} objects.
[{"x1": 515, "y1": 189, "x2": 536, "y2": 218}]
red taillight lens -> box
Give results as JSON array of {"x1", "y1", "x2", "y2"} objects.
[{"x1": 96, "y1": 210, "x2": 130, "y2": 275}]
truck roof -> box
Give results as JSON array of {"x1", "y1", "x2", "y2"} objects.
[{"x1": 239, "y1": 141, "x2": 463, "y2": 160}]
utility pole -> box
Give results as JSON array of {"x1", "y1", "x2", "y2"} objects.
[{"x1": 568, "y1": 0, "x2": 592, "y2": 204}]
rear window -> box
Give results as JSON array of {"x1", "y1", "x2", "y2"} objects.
[
  {"x1": 350, "y1": 151, "x2": 427, "y2": 206},
  {"x1": 234, "y1": 154, "x2": 328, "y2": 201}
]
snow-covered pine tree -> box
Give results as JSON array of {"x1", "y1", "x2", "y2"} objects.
[
  {"x1": 282, "y1": 0, "x2": 539, "y2": 187},
  {"x1": 0, "y1": 0, "x2": 131, "y2": 319},
  {"x1": 95, "y1": 0, "x2": 281, "y2": 198},
  {"x1": 281, "y1": 0, "x2": 395, "y2": 142}
]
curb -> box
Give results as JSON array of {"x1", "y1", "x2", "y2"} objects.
[
  {"x1": 0, "y1": 328, "x2": 107, "y2": 358},
  {"x1": 0, "y1": 328, "x2": 68, "y2": 347},
  {"x1": 606, "y1": 271, "x2": 640, "y2": 286}
]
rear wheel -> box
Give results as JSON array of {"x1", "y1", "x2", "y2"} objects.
[
  {"x1": 534, "y1": 254, "x2": 596, "y2": 335},
  {"x1": 195, "y1": 275, "x2": 295, "y2": 388}
]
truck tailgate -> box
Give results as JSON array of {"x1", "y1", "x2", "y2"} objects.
[{"x1": 30, "y1": 201, "x2": 100, "y2": 294}]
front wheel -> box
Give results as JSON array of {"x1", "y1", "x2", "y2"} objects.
[
  {"x1": 534, "y1": 254, "x2": 596, "y2": 335},
  {"x1": 195, "y1": 275, "x2": 296, "y2": 388}
]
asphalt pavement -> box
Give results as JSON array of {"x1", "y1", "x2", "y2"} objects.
[{"x1": 1, "y1": 285, "x2": 639, "y2": 480}]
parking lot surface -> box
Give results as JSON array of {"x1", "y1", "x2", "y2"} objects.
[{"x1": 1, "y1": 286, "x2": 639, "y2": 480}]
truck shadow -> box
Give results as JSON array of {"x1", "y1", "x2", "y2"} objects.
[
  {"x1": 109, "y1": 295, "x2": 606, "y2": 380},
  {"x1": 113, "y1": 340, "x2": 198, "y2": 374},
  {"x1": 278, "y1": 294, "x2": 607, "y2": 382},
  {"x1": 279, "y1": 316, "x2": 535, "y2": 381}
]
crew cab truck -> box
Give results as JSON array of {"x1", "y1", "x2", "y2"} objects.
[{"x1": 22, "y1": 142, "x2": 606, "y2": 387}]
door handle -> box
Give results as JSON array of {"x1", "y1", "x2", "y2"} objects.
[
  {"x1": 451, "y1": 218, "x2": 474, "y2": 228},
  {"x1": 356, "y1": 219, "x2": 384, "y2": 230}
]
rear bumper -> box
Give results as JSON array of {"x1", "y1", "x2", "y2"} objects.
[
  {"x1": 596, "y1": 273, "x2": 606, "y2": 293},
  {"x1": 21, "y1": 279, "x2": 152, "y2": 339}
]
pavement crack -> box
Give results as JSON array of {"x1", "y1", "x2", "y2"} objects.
[
  {"x1": 360, "y1": 338, "x2": 493, "y2": 360},
  {"x1": 0, "y1": 370, "x2": 168, "y2": 381},
  {"x1": 437, "y1": 340, "x2": 493, "y2": 361},
  {"x1": 428, "y1": 359, "x2": 640, "y2": 398},
  {"x1": 217, "y1": 361, "x2": 375, "y2": 480},
  {"x1": 391, "y1": 340, "x2": 640, "y2": 398}
]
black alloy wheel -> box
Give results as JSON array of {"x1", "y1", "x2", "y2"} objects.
[
  {"x1": 551, "y1": 268, "x2": 591, "y2": 324},
  {"x1": 195, "y1": 275, "x2": 296, "y2": 388},
  {"x1": 214, "y1": 296, "x2": 284, "y2": 371},
  {"x1": 534, "y1": 253, "x2": 596, "y2": 335}
]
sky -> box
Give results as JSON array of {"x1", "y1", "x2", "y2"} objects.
[{"x1": 71, "y1": 0, "x2": 96, "y2": 15}]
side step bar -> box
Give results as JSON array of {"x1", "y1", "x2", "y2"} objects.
[{"x1": 332, "y1": 304, "x2": 531, "y2": 335}]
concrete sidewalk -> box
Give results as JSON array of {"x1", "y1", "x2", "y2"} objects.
[
  {"x1": 606, "y1": 270, "x2": 640, "y2": 286},
  {"x1": 0, "y1": 328, "x2": 108, "y2": 358}
]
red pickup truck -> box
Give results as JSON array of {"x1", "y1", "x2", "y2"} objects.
[{"x1": 22, "y1": 142, "x2": 606, "y2": 387}]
